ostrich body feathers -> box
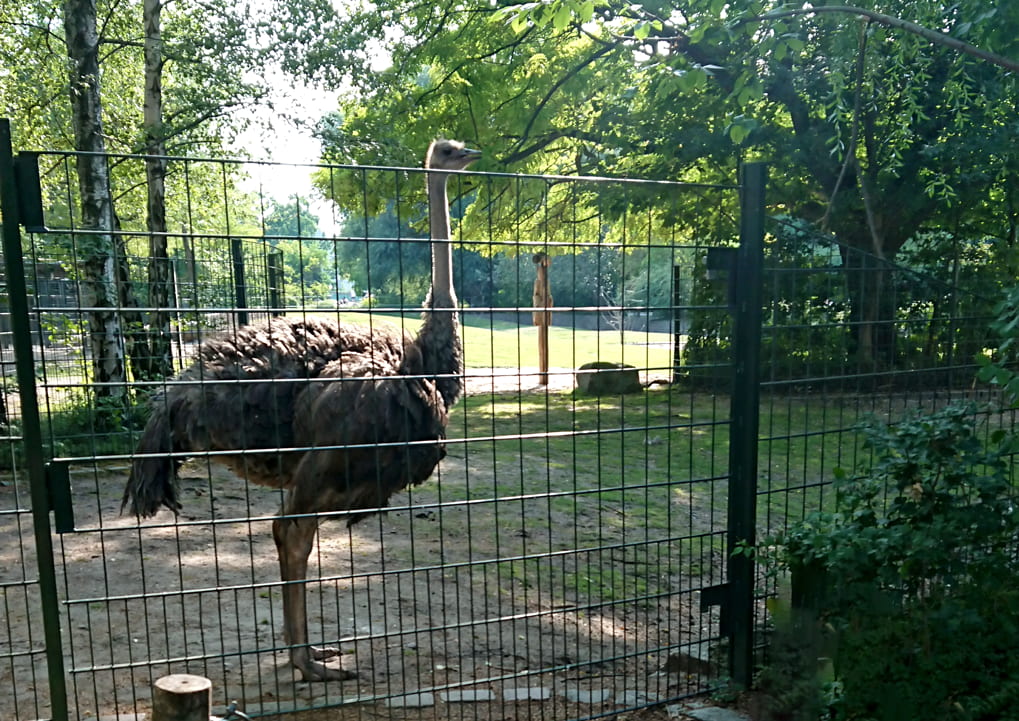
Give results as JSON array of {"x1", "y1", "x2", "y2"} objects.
[{"x1": 124, "y1": 314, "x2": 460, "y2": 522}]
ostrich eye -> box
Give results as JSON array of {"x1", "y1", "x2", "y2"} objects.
[{"x1": 443, "y1": 148, "x2": 452, "y2": 155}]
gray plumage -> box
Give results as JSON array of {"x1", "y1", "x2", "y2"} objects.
[
  {"x1": 124, "y1": 317, "x2": 456, "y2": 520},
  {"x1": 122, "y1": 139, "x2": 481, "y2": 681}
]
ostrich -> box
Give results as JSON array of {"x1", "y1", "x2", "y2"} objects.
[{"x1": 122, "y1": 139, "x2": 481, "y2": 681}]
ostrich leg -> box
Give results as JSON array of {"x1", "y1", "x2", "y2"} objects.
[{"x1": 272, "y1": 513, "x2": 358, "y2": 681}]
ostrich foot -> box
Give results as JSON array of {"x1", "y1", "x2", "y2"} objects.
[{"x1": 292, "y1": 648, "x2": 359, "y2": 682}]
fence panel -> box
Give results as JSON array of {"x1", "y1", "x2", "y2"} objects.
[
  {"x1": 751, "y1": 220, "x2": 1017, "y2": 668},
  {"x1": 1, "y1": 135, "x2": 748, "y2": 720}
]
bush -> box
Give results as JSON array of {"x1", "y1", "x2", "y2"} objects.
[{"x1": 760, "y1": 405, "x2": 1019, "y2": 721}]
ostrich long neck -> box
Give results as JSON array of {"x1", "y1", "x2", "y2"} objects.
[
  {"x1": 427, "y1": 171, "x2": 457, "y2": 307},
  {"x1": 416, "y1": 168, "x2": 463, "y2": 410}
]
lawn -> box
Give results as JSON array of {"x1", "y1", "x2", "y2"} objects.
[
  {"x1": 306, "y1": 308, "x2": 676, "y2": 371},
  {"x1": 38, "y1": 312, "x2": 868, "y2": 550},
  {"x1": 13, "y1": 317, "x2": 903, "y2": 719}
]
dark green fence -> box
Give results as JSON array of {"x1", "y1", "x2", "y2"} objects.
[
  {"x1": 0, "y1": 118, "x2": 772, "y2": 720},
  {"x1": 2, "y1": 116, "x2": 1011, "y2": 721}
]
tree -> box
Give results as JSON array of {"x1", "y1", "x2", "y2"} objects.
[
  {"x1": 263, "y1": 195, "x2": 337, "y2": 303},
  {"x1": 314, "y1": 0, "x2": 1019, "y2": 369},
  {"x1": 2, "y1": 0, "x2": 355, "y2": 390},
  {"x1": 63, "y1": 0, "x2": 128, "y2": 420},
  {"x1": 142, "y1": 0, "x2": 172, "y2": 380}
]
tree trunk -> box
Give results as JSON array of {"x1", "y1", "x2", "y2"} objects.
[
  {"x1": 116, "y1": 215, "x2": 153, "y2": 385},
  {"x1": 839, "y1": 236, "x2": 898, "y2": 377},
  {"x1": 64, "y1": 0, "x2": 128, "y2": 418},
  {"x1": 143, "y1": 0, "x2": 173, "y2": 380}
]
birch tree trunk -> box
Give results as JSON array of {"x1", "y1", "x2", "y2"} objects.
[
  {"x1": 64, "y1": 0, "x2": 128, "y2": 417},
  {"x1": 143, "y1": 0, "x2": 173, "y2": 379}
]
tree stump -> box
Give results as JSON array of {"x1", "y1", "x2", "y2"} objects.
[
  {"x1": 152, "y1": 674, "x2": 212, "y2": 721},
  {"x1": 576, "y1": 361, "x2": 643, "y2": 395}
]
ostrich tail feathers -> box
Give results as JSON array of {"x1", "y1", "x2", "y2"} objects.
[{"x1": 122, "y1": 408, "x2": 181, "y2": 517}]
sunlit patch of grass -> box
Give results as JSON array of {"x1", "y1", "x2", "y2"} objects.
[
  {"x1": 440, "y1": 386, "x2": 870, "y2": 550},
  {"x1": 303, "y1": 308, "x2": 675, "y2": 370}
]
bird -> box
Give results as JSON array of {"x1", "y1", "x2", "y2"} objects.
[{"x1": 122, "y1": 139, "x2": 482, "y2": 681}]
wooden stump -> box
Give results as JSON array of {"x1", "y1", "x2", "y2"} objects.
[
  {"x1": 532, "y1": 252, "x2": 552, "y2": 385},
  {"x1": 152, "y1": 674, "x2": 212, "y2": 721}
]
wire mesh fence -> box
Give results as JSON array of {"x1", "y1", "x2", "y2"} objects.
[
  {"x1": 0, "y1": 134, "x2": 752, "y2": 720},
  {"x1": 749, "y1": 222, "x2": 1019, "y2": 681},
  {"x1": 2, "y1": 124, "x2": 1014, "y2": 721}
]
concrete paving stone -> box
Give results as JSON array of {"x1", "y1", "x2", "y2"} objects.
[
  {"x1": 687, "y1": 706, "x2": 751, "y2": 721},
  {"x1": 564, "y1": 688, "x2": 613, "y2": 704},
  {"x1": 616, "y1": 690, "x2": 658, "y2": 706},
  {"x1": 384, "y1": 692, "x2": 436, "y2": 708},
  {"x1": 503, "y1": 686, "x2": 553, "y2": 702},
  {"x1": 440, "y1": 689, "x2": 496, "y2": 703},
  {"x1": 666, "y1": 703, "x2": 686, "y2": 719}
]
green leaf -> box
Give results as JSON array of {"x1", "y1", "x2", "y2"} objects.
[
  {"x1": 782, "y1": 35, "x2": 804, "y2": 53},
  {"x1": 728, "y1": 123, "x2": 750, "y2": 145},
  {"x1": 674, "y1": 67, "x2": 707, "y2": 92},
  {"x1": 509, "y1": 12, "x2": 531, "y2": 34},
  {"x1": 575, "y1": 0, "x2": 595, "y2": 24},
  {"x1": 553, "y1": 2, "x2": 572, "y2": 31}
]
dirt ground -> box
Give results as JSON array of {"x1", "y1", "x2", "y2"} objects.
[{"x1": 0, "y1": 367, "x2": 725, "y2": 721}]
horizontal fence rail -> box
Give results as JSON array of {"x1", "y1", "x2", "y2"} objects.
[
  {"x1": 1, "y1": 135, "x2": 748, "y2": 720},
  {"x1": 2, "y1": 129, "x2": 1013, "y2": 721}
]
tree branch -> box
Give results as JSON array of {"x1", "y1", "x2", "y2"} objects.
[
  {"x1": 0, "y1": 20, "x2": 66, "y2": 48},
  {"x1": 517, "y1": 44, "x2": 615, "y2": 149},
  {"x1": 822, "y1": 19, "x2": 869, "y2": 233},
  {"x1": 745, "y1": 6, "x2": 1019, "y2": 74}
]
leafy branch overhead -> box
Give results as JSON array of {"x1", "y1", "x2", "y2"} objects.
[
  {"x1": 320, "y1": 0, "x2": 1018, "y2": 257},
  {"x1": 312, "y1": 0, "x2": 1017, "y2": 374}
]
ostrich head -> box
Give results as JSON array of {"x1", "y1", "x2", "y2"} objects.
[{"x1": 425, "y1": 139, "x2": 482, "y2": 172}]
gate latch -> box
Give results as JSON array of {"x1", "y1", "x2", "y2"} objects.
[
  {"x1": 700, "y1": 581, "x2": 732, "y2": 636},
  {"x1": 44, "y1": 460, "x2": 75, "y2": 533}
]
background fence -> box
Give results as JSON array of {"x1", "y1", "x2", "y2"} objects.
[{"x1": 0, "y1": 119, "x2": 1013, "y2": 721}]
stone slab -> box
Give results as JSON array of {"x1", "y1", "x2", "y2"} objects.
[
  {"x1": 503, "y1": 686, "x2": 553, "y2": 702},
  {"x1": 440, "y1": 689, "x2": 496, "y2": 703},
  {"x1": 384, "y1": 692, "x2": 436, "y2": 708},
  {"x1": 564, "y1": 688, "x2": 612, "y2": 704},
  {"x1": 687, "y1": 707, "x2": 751, "y2": 721},
  {"x1": 616, "y1": 690, "x2": 658, "y2": 706}
]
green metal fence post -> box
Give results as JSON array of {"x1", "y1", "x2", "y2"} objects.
[
  {"x1": 268, "y1": 249, "x2": 284, "y2": 317},
  {"x1": 728, "y1": 161, "x2": 766, "y2": 687},
  {"x1": 0, "y1": 119, "x2": 69, "y2": 720},
  {"x1": 231, "y1": 237, "x2": 249, "y2": 326}
]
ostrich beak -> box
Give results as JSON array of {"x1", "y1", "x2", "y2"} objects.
[{"x1": 461, "y1": 147, "x2": 482, "y2": 163}]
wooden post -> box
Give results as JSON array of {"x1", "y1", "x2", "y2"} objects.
[
  {"x1": 532, "y1": 253, "x2": 552, "y2": 385},
  {"x1": 152, "y1": 674, "x2": 212, "y2": 721}
]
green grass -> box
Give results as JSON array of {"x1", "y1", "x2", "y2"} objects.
[
  {"x1": 305, "y1": 309, "x2": 675, "y2": 370},
  {"x1": 430, "y1": 386, "x2": 871, "y2": 600},
  {"x1": 31, "y1": 335, "x2": 875, "y2": 602}
]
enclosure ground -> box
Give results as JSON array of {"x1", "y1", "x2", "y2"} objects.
[{"x1": 1, "y1": 371, "x2": 723, "y2": 721}]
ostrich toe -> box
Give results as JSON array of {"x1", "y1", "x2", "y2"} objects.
[{"x1": 291, "y1": 648, "x2": 359, "y2": 681}]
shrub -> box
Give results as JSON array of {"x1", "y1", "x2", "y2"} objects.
[{"x1": 760, "y1": 405, "x2": 1019, "y2": 721}]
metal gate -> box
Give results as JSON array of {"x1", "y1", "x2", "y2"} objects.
[{"x1": 0, "y1": 118, "x2": 765, "y2": 720}]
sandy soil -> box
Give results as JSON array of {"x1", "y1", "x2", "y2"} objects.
[{"x1": 0, "y1": 368, "x2": 723, "y2": 721}]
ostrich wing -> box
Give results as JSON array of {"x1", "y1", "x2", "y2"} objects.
[
  {"x1": 159, "y1": 318, "x2": 421, "y2": 489},
  {"x1": 285, "y1": 351, "x2": 450, "y2": 524}
]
